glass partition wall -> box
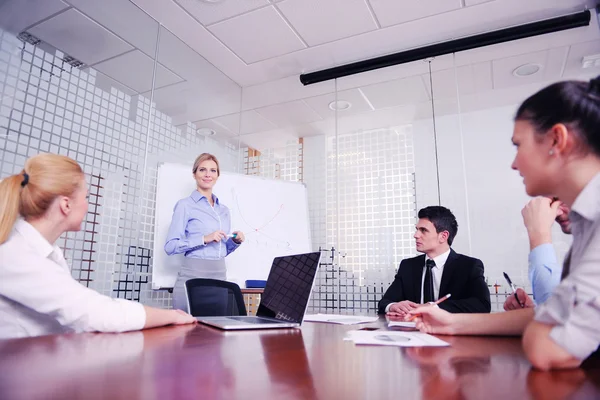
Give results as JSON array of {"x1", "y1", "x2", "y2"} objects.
[
  {"x1": 2, "y1": 2, "x2": 598, "y2": 313},
  {"x1": 0, "y1": 2, "x2": 243, "y2": 308},
  {"x1": 303, "y1": 18, "x2": 599, "y2": 314},
  {"x1": 310, "y1": 65, "x2": 436, "y2": 314},
  {"x1": 432, "y1": 20, "x2": 599, "y2": 311}
]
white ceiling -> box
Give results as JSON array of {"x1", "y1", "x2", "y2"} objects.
[{"x1": 1, "y1": 0, "x2": 600, "y2": 150}]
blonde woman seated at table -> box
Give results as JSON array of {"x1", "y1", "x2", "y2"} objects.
[
  {"x1": 0, "y1": 153, "x2": 195, "y2": 339},
  {"x1": 409, "y1": 76, "x2": 600, "y2": 371}
]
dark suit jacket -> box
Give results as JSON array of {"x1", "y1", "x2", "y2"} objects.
[{"x1": 378, "y1": 249, "x2": 491, "y2": 314}]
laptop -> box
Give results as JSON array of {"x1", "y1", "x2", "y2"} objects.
[{"x1": 197, "y1": 251, "x2": 321, "y2": 330}]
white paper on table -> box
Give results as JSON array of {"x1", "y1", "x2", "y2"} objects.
[
  {"x1": 387, "y1": 321, "x2": 417, "y2": 328},
  {"x1": 346, "y1": 330, "x2": 450, "y2": 347},
  {"x1": 303, "y1": 314, "x2": 379, "y2": 325}
]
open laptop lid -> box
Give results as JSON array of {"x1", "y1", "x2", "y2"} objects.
[{"x1": 255, "y1": 252, "x2": 321, "y2": 324}]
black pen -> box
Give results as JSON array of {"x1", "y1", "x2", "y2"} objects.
[{"x1": 503, "y1": 272, "x2": 523, "y2": 308}]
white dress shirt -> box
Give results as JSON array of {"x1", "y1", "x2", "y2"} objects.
[
  {"x1": 0, "y1": 220, "x2": 146, "y2": 339},
  {"x1": 420, "y1": 249, "x2": 450, "y2": 303},
  {"x1": 385, "y1": 248, "x2": 451, "y2": 312},
  {"x1": 535, "y1": 172, "x2": 600, "y2": 360}
]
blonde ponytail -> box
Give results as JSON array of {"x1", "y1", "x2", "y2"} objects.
[
  {"x1": 0, "y1": 153, "x2": 83, "y2": 244},
  {"x1": 0, "y1": 174, "x2": 25, "y2": 244}
]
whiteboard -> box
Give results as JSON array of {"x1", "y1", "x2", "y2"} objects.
[{"x1": 152, "y1": 162, "x2": 312, "y2": 289}]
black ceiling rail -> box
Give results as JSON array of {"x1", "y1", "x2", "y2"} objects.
[{"x1": 299, "y1": 9, "x2": 591, "y2": 85}]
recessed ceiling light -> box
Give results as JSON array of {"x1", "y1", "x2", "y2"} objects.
[
  {"x1": 328, "y1": 100, "x2": 352, "y2": 111},
  {"x1": 513, "y1": 63, "x2": 541, "y2": 77},
  {"x1": 197, "y1": 128, "x2": 216, "y2": 136},
  {"x1": 199, "y1": 0, "x2": 224, "y2": 3}
]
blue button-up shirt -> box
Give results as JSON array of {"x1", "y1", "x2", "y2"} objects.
[
  {"x1": 529, "y1": 243, "x2": 562, "y2": 305},
  {"x1": 164, "y1": 191, "x2": 239, "y2": 260}
]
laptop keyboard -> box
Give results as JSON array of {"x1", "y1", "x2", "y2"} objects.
[{"x1": 227, "y1": 316, "x2": 286, "y2": 324}]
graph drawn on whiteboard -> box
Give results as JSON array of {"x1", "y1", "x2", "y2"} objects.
[
  {"x1": 231, "y1": 188, "x2": 292, "y2": 249},
  {"x1": 153, "y1": 164, "x2": 311, "y2": 288}
]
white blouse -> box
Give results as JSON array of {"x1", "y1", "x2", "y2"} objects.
[{"x1": 0, "y1": 220, "x2": 146, "y2": 339}]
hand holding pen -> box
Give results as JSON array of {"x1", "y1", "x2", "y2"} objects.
[
  {"x1": 408, "y1": 294, "x2": 452, "y2": 321},
  {"x1": 503, "y1": 272, "x2": 523, "y2": 308},
  {"x1": 406, "y1": 295, "x2": 457, "y2": 334},
  {"x1": 502, "y1": 272, "x2": 534, "y2": 310}
]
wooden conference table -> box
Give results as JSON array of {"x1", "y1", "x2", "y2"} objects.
[{"x1": 0, "y1": 316, "x2": 598, "y2": 400}]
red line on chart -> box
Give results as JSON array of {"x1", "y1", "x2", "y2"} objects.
[
  {"x1": 232, "y1": 189, "x2": 290, "y2": 247},
  {"x1": 245, "y1": 229, "x2": 291, "y2": 248}
]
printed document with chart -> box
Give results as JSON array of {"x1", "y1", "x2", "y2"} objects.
[{"x1": 345, "y1": 330, "x2": 450, "y2": 347}]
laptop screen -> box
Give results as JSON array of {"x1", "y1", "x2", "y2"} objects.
[{"x1": 256, "y1": 252, "x2": 321, "y2": 323}]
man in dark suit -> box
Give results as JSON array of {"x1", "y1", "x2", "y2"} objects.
[{"x1": 378, "y1": 206, "x2": 491, "y2": 315}]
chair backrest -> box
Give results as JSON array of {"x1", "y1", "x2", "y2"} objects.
[{"x1": 184, "y1": 278, "x2": 247, "y2": 317}]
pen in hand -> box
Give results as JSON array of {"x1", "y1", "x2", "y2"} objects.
[
  {"x1": 503, "y1": 272, "x2": 524, "y2": 308},
  {"x1": 408, "y1": 293, "x2": 452, "y2": 321}
]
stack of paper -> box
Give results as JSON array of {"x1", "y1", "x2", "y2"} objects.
[
  {"x1": 303, "y1": 314, "x2": 380, "y2": 325},
  {"x1": 345, "y1": 330, "x2": 450, "y2": 347},
  {"x1": 387, "y1": 320, "x2": 417, "y2": 328}
]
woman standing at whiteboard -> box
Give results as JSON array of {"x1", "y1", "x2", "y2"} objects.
[{"x1": 164, "y1": 153, "x2": 245, "y2": 311}]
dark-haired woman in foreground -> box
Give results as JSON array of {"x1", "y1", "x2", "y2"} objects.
[{"x1": 409, "y1": 76, "x2": 600, "y2": 371}]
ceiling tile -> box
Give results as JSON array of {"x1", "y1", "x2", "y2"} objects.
[
  {"x1": 92, "y1": 70, "x2": 137, "y2": 97},
  {"x1": 146, "y1": 80, "x2": 242, "y2": 125},
  {"x1": 242, "y1": 75, "x2": 334, "y2": 111},
  {"x1": 67, "y1": 0, "x2": 159, "y2": 57},
  {"x1": 212, "y1": 111, "x2": 277, "y2": 134},
  {"x1": 256, "y1": 100, "x2": 323, "y2": 127},
  {"x1": 210, "y1": 114, "x2": 241, "y2": 134},
  {"x1": 131, "y1": 0, "x2": 251, "y2": 86},
  {"x1": 132, "y1": 0, "x2": 599, "y2": 87},
  {"x1": 208, "y1": 6, "x2": 306, "y2": 63},
  {"x1": 277, "y1": 0, "x2": 377, "y2": 46},
  {"x1": 368, "y1": 0, "x2": 462, "y2": 28},
  {"x1": 93, "y1": 50, "x2": 183, "y2": 93},
  {"x1": 309, "y1": 104, "x2": 420, "y2": 135},
  {"x1": 492, "y1": 47, "x2": 568, "y2": 89},
  {"x1": 421, "y1": 62, "x2": 493, "y2": 99},
  {"x1": 303, "y1": 88, "x2": 373, "y2": 119},
  {"x1": 175, "y1": 0, "x2": 269, "y2": 26},
  {"x1": 156, "y1": 27, "x2": 237, "y2": 89},
  {"x1": 465, "y1": 0, "x2": 495, "y2": 5},
  {"x1": 238, "y1": 129, "x2": 300, "y2": 152},
  {"x1": 360, "y1": 76, "x2": 430, "y2": 109},
  {"x1": 0, "y1": 0, "x2": 68, "y2": 34},
  {"x1": 192, "y1": 118, "x2": 236, "y2": 137},
  {"x1": 257, "y1": 0, "x2": 599, "y2": 89},
  {"x1": 563, "y1": 40, "x2": 600, "y2": 77},
  {"x1": 28, "y1": 8, "x2": 133, "y2": 65}
]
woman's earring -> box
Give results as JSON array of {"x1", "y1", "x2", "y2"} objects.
[{"x1": 549, "y1": 149, "x2": 554, "y2": 156}]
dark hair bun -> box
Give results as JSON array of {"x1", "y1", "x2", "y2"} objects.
[
  {"x1": 589, "y1": 75, "x2": 600, "y2": 95},
  {"x1": 515, "y1": 77, "x2": 600, "y2": 156}
]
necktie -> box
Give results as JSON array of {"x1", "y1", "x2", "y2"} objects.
[
  {"x1": 424, "y1": 259, "x2": 435, "y2": 303},
  {"x1": 561, "y1": 248, "x2": 572, "y2": 280}
]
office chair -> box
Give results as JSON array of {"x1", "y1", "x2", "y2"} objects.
[{"x1": 185, "y1": 278, "x2": 247, "y2": 317}]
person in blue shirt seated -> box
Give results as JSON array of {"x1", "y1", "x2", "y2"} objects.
[
  {"x1": 164, "y1": 153, "x2": 245, "y2": 311},
  {"x1": 503, "y1": 197, "x2": 571, "y2": 310}
]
